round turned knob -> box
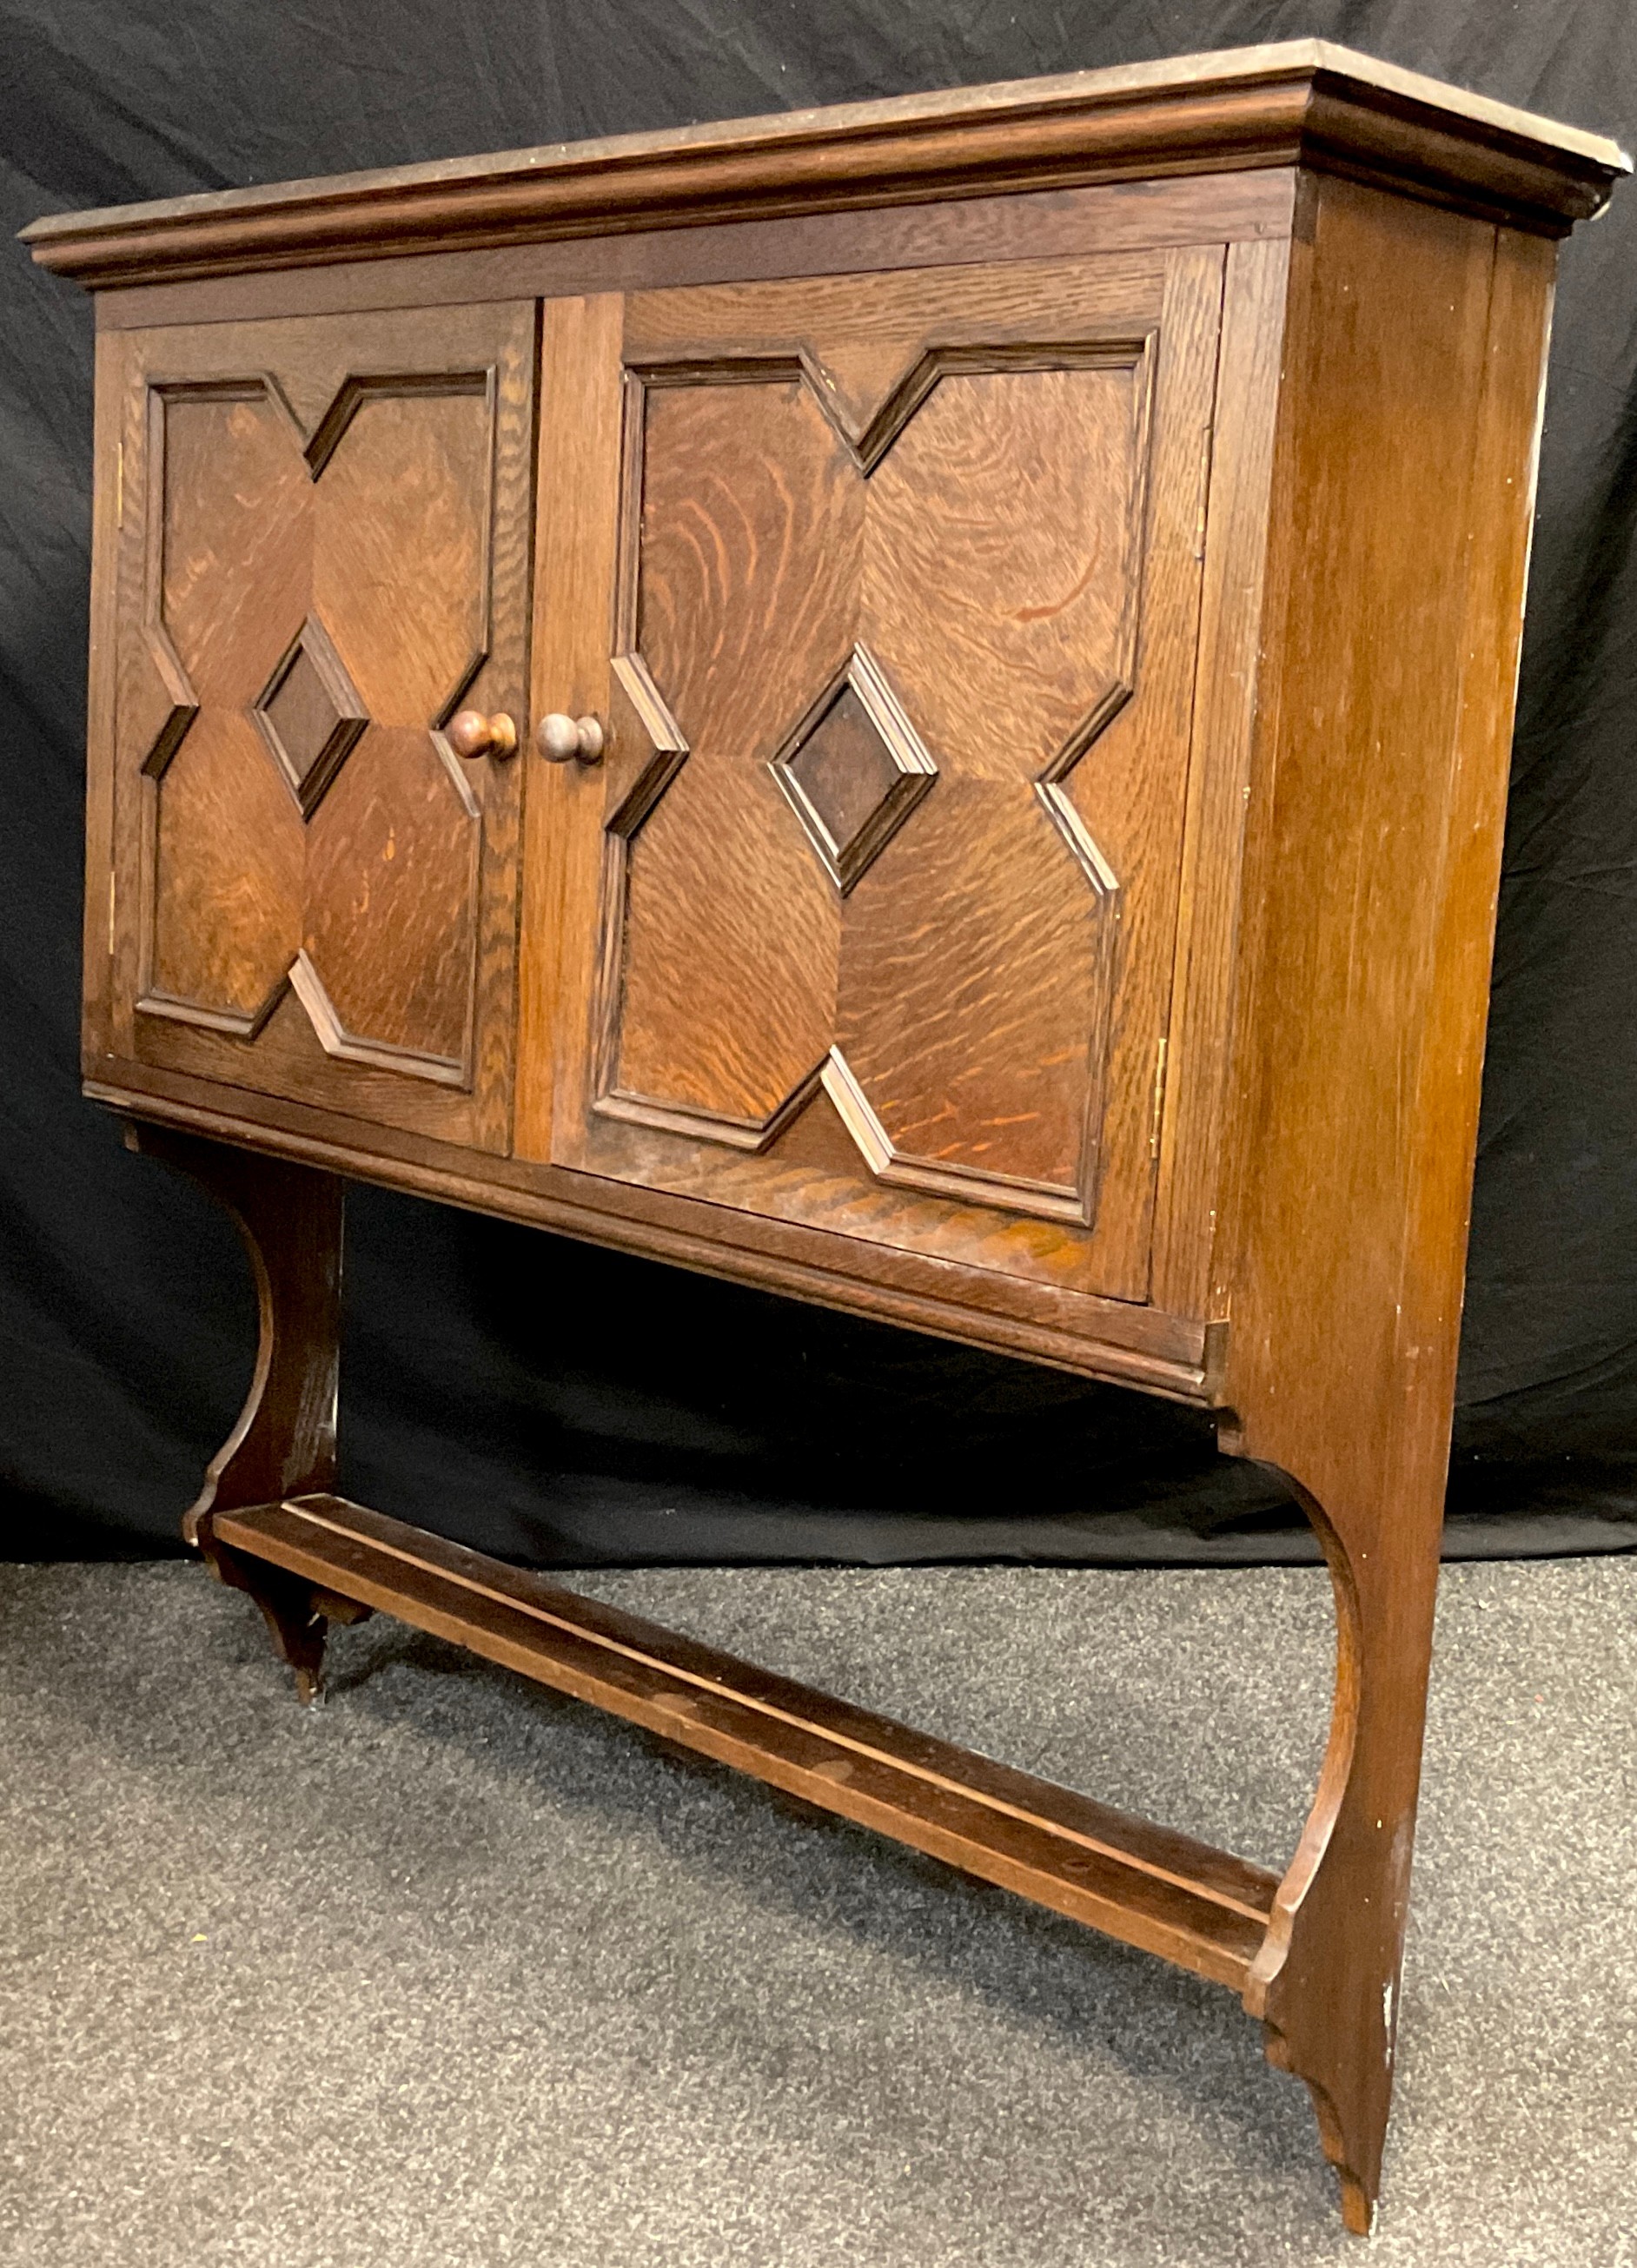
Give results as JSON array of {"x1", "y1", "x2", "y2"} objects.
[
  {"x1": 537, "y1": 712, "x2": 606, "y2": 764},
  {"x1": 446, "y1": 710, "x2": 518, "y2": 759}
]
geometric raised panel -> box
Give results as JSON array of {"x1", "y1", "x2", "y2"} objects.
[
  {"x1": 771, "y1": 645, "x2": 936, "y2": 894},
  {"x1": 126, "y1": 335, "x2": 527, "y2": 1099},
  {"x1": 603, "y1": 343, "x2": 1148, "y2": 1227},
  {"x1": 252, "y1": 615, "x2": 369, "y2": 818}
]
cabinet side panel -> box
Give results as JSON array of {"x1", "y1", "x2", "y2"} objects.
[
  {"x1": 83, "y1": 329, "x2": 127, "y2": 1072},
  {"x1": 1217, "y1": 182, "x2": 1555, "y2": 1472},
  {"x1": 1208, "y1": 183, "x2": 1555, "y2": 2214},
  {"x1": 1399, "y1": 222, "x2": 1558, "y2": 1411}
]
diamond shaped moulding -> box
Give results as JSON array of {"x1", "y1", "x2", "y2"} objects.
[
  {"x1": 253, "y1": 616, "x2": 369, "y2": 817},
  {"x1": 771, "y1": 645, "x2": 936, "y2": 894}
]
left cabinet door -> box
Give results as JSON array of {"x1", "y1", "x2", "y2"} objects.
[{"x1": 93, "y1": 305, "x2": 535, "y2": 1150}]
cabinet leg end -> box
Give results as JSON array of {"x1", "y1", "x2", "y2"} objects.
[
  {"x1": 196, "y1": 1516, "x2": 332, "y2": 1705},
  {"x1": 1261, "y1": 2016, "x2": 1384, "y2": 2238}
]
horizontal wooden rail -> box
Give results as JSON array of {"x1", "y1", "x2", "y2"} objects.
[{"x1": 213, "y1": 1493, "x2": 1278, "y2": 1990}]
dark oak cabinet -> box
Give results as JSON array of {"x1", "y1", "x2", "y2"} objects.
[{"x1": 29, "y1": 42, "x2": 1626, "y2": 2233}]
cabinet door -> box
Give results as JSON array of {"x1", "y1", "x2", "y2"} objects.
[
  {"x1": 103, "y1": 305, "x2": 534, "y2": 1149},
  {"x1": 534, "y1": 248, "x2": 1222, "y2": 1301}
]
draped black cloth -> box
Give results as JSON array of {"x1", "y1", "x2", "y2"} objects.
[{"x1": 3, "y1": 2, "x2": 1634, "y2": 1564}]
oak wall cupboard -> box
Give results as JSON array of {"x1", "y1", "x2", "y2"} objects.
[{"x1": 27, "y1": 42, "x2": 1627, "y2": 2232}]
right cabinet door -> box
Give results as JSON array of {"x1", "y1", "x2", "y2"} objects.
[{"x1": 538, "y1": 245, "x2": 1224, "y2": 1305}]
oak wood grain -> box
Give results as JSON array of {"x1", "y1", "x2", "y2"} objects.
[
  {"x1": 613, "y1": 373, "x2": 856, "y2": 1129},
  {"x1": 92, "y1": 174, "x2": 1297, "y2": 334},
  {"x1": 837, "y1": 358, "x2": 1140, "y2": 1207},
  {"x1": 79, "y1": 327, "x2": 125, "y2": 1072},
  {"x1": 26, "y1": 43, "x2": 1624, "y2": 289},
  {"x1": 126, "y1": 1124, "x2": 360, "y2": 1704},
  {"x1": 1150, "y1": 235, "x2": 1291, "y2": 1316},
  {"x1": 543, "y1": 246, "x2": 1224, "y2": 1306},
  {"x1": 54, "y1": 65, "x2": 1611, "y2": 2232},
  {"x1": 91, "y1": 1068, "x2": 1216, "y2": 1393},
  {"x1": 1213, "y1": 180, "x2": 1558, "y2": 2233},
  {"x1": 131, "y1": 1125, "x2": 342, "y2": 1537},
  {"x1": 216, "y1": 1490, "x2": 1276, "y2": 1987},
  {"x1": 515, "y1": 294, "x2": 624, "y2": 1167},
  {"x1": 108, "y1": 304, "x2": 534, "y2": 1149}
]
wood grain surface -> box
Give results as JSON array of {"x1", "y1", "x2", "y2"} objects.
[
  {"x1": 1149, "y1": 234, "x2": 1290, "y2": 1317},
  {"x1": 613, "y1": 373, "x2": 856, "y2": 1130},
  {"x1": 103, "y1": 303, "x2": 534, "y2": 1150},
  {"x1": 90, "y1": 174, "x2": 1297, "y2": 334},
  {"x1": 25, "y1": 43, "x2": 1624, "y2": 288},
  {"x1": 59, "y1": 84, "x2": 1600, "y2": 2232},
  {"x1": 543, "y1": 246, "x2": 1224, "y2": 1305},
  {"x1": 128, "y1": 1123, "x2": 365, "y2": 1704},
  {"x1": 216, "y1": 1489, "x2": 1278, "y2": 1987},
  {"x1": 1212, "y1": 180, "x2": 1560, "y2": 2232},
  {"x1": 93, "y1": 1063, "x2": 1218, "y2": 1392}
]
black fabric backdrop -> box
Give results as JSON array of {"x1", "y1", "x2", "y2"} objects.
[{"x1": 3, "y1": 2, "x2": 1636, "y2": 1567}]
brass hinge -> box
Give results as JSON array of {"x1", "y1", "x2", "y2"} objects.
[
  {"x1": 1149, "y1": 1033, "x2": 1169, "y2": 1159},
  {"x1": 107, "y1": 870, "x2": 117, "y2": 955}
]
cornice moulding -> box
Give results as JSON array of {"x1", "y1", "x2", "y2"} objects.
[{"x1": 22, "y1": 42, "x2": 1631, "y2": 288}]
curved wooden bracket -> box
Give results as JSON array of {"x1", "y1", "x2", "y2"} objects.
[
  {"x1": 127, "y1": 1121, "x2": 355, "y2": 1700},
  {"x1": 1218, "y1": 1431, "x2": 1442, "y2": 2236}
]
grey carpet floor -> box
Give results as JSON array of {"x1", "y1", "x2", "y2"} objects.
[{"x1": 1, "y1": 1556, "x2": 1631, "y2": 2267}]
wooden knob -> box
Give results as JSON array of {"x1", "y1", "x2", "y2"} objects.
[
  {"x1": 446, "y1": 710, "x2": 518, "y2": 759},
  {"x1": 537, "y1": 712, "x2": 605, "y2": 764}
]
